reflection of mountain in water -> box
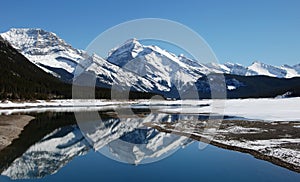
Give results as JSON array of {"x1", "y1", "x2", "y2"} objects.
[
  {"x1": 1, "y1": 111, "x2": 193, "y2": 179},
  {"x1": 78, "y1": 111, "x2": 193, "y2": 164},
  {"x1": 107, "y1": 129, "x2": 190, "y2": 165},
  {"x1": 2, "y1": 125, "x2": 89, "y2": 179}
]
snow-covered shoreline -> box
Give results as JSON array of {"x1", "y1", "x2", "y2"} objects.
[
  {"x1": 0, "y1": 99, "x2": 138, "y2": 115},
  {"x1": 0, "y1": 99, "x2": 137, "y2": 109},
  {"x1": 147, "y1": 119, "x2": 300, "y2": 173},
  {"x1": 1, "y1": 97, "x2": 300, "y2": 122}
]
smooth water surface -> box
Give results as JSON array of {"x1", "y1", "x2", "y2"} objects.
[{"x1": 0, "y1": 110, "x2": 299, "y2": 182}]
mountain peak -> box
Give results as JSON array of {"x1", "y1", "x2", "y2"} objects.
[
  {"x1": 111, "y1": 38, "x2": 142, "y2": 52},
  {"x1": 224, "y1": 62, "x2": 243, "y2": 67},
  {"x1": 5, "y1": 28, "x2": 57, "y2": 38},
  {"x1": 251, "y1": 61, "x2": 263, "y2": 65},
  {"x1": 249, "y1": 61, "x2": 270, "y2": 71},
  {"x1": 107, "y1": 38, "x2": 144, "y2": 66},
  {"x1": 1, "y1": 28, "x2": 87, "y2": 76},
  {"x1": 1, "y1": 28, "x2": 78, "y2": 56},
  {"x1": 124, "y1": 38, "x2": 140, "y2": 45},
  {"x1": 2, "y1": 27, "x2": 300, "y2": 92}
]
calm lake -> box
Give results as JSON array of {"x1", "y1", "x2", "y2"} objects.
[{"x1": 0, "y1": 108, "x2": 300, "y2": 182}]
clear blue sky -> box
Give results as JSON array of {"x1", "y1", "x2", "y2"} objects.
[{"x1": 1, "y1": 0, "x2": 300, "y2": 66}]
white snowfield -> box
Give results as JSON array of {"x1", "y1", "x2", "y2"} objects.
[
  {"x1": 156, "y1": 97, "x2": 300, "y2": 121},
  {"x1": 0, "y1": 97, "x2": 300, "y2": 121},
  {"x1": 0, "y1": 99, "x2": 135, "y2": 108},
  {"x1": 0, "y1": 100, "x2": 136, "y2": 115},
  {"x1": 223, "y1": 98, "x2": 300, "y2": 121}
]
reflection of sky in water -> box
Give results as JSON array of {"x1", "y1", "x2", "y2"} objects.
[{"x1": 1, "y1": 142, "x2": 299, "y2": 182}]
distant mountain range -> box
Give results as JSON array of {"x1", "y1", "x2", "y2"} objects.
[{"x1": 1, "y1": 28, "x2": 300, "y2": 99}]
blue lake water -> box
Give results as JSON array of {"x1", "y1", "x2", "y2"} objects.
[
  {"x1": 0, "y1": 110, "x2": 299, "y2": 182},
  {"x1": 1, "y1": 142, "x2": 299, "y2": 182}
]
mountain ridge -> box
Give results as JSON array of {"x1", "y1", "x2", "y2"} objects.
[
  {"x1": 1, "y1": 28, "x2": 170, "y2": 95},
  {"x1": 1, "y1": 28, "x2": 300, "y2": 99},
  {"x1": 3, "y1": 28, "x2": 300, "y2": 80}
]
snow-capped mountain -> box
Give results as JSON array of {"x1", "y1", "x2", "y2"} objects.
[
  {"x1": 177, "y1": 55, "x2": 224, "y2": 74},
  {"x1": 1, "y1": 28, "x2": 88, "y2": 80},
  {"x1": 247, "y1": 61, "x2": 287, "y2": 78},
  {"x1": 281, "y1": 64, "x2": 300, "y2": 78},
  {"x1": 80, "y1": 54, "x2": 169, "y2": 92},
  {"x1": 248, "y1": 61, "x2": 300, "y2": 78},
  {"x1": 107, "y1": 38, "x2": 300, "y2": 80},
  {"x1": 1, "y1": 28, "x2": 300, "y2": 99},
  {"x1": 107, "y1": 39, "x2": 204, "y2": 93},
  {"x1": 202, "y1": 61, "x2": 300, "y2": 78},
  {"x1": 292, "y1": 63, "x2": 300, "y2": 73},
  {"x1": 0, "y1": 28, "x2": 168, "y2": 93},
  {"x1": 224, "y1": 62, "x2": 255, "y2": 76}
]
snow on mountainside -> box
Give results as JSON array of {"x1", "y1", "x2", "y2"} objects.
[
  {"x1": 224, "y1": 62, "x2": 256, "y2": 76},
  {"x1": 0, "y1": 28, "x2": 168, "y2": 93},
  {"x1": 282, "y1": 64, "x2": 300, "y2": 78},
  {"x1": 86, "y1": 54, "x2": 169, "y2": 92},
  {"x1": 281, "y1": 65, "x2": 298, "y2": 78},
  {"x1": 176, "y1": 54, "x2": 300, "y2": 79},
  {"x1": 1, "y1": 28, "x2": 300, "y2": 97},
  {"x1": 177, "y1": 55, "x2": 224, "y2": 75},
  {"x1": 1, "y1": 28, "x2": 88, "y2": 78},
  {"x1": 247, "y1": 61, "x2": 287, "y2": 78},
  {"x1": 245, "y1": 61, "x2": 300, "y2": 78},
  {"x1": 107, "y1": 39, "x2": 204, "y2": 93},
  {"x1": 203, "y1": 61, "x2": 300, "y2": 78},
  {"x1": 293, "y1": 63, "x2": 300, "y2": 73}
]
